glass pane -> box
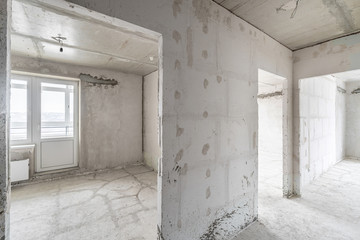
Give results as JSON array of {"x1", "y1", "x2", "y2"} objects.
[
  {"x1": 41, "y1": 82, "x2": 74, "y2": 138},
  {"x1": 10, "y1": 80, "x2": 28, "y2": 140}
]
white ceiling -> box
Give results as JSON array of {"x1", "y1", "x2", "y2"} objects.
[
  {"x1": 11, "y1": 0, "x2": 159, "y2": 76},
  {"x1": 213, "y1": 0, "x2": 360, "y2": 50}
]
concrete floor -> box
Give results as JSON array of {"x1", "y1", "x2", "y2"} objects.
[
  {"x1": 10, "y1": 159, "x2": 360, "y2": 240},
  {"x1": 10, "y1": 165, "x2": 157, "y2": 240},
  {"x1": 234, "y1": 158, "x2": 360, "y2": 240}
]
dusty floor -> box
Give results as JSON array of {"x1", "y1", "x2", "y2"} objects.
[
  {"x1": 10, "y1": 165, "x2": 157, "y2": 240},
  {"x1": 234, "y1": 158, "x2": 360, "y2": 240}
]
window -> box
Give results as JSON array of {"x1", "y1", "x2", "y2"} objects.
[
  {"x1": 10, "y1": 79, "x2": 29, "y2": 142},
  {"x1": 10, "y1": 75, "x2": 78, "y2": 143},
  {"x1": 41, "y1": 83, "x2": 74, "y2": 138}
]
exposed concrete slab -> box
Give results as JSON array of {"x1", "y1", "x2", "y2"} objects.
[
  {"x1": 214, "y1": 0, "x2": 360, "y2": 50},
  {"x1": 10, "y1": 165, "x2": 157, "y2": 240},
  {"x1": 0, "y1": 0, "x2": 11, "y2": 238}
]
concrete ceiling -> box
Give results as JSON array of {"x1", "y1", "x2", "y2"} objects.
[
  {"x1": 213, "y1": 0, "x2": 360, "y2": 50},
  {"x1": 333, "y1": 69, "x2": 360, "y2": 82},
  {"x1": 11, "y1": 0, "x2": 159, "y2": 76}
]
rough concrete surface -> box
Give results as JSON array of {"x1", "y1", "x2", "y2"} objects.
[
  {"x1": 10, "y1": 165, "x2": 157, "y2": 240},
  {"x1": 0, "y1": 0, "x2": 11, "y2": 238},
  {"x1": 64, "y1": 0, "x2": 293, "y2": 237},
  {"x1": 233, "y1": 159, "x2": 360, "y2": 240},
  {"x1": 293, "y1": 32, "x2": 360, "y2": 195}
]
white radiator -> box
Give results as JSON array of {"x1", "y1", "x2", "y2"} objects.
[{"x1": 11, "y1": 159, "x2": 29, "y2": 182}]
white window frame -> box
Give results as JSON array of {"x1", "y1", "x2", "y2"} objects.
[{"x1": 10, "y1": 74, "x2": 32, "y2": 145}]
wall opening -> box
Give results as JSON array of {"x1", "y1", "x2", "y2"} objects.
[
  {"x1": 257, "y1": 69, "x2": 286, "y2": 196},
  {"x1": 297, "y1": 69, "x2": 360, "y2": 192},
  {"x1": 9, "y1": 0, "x2": 162, "y2": 239}
]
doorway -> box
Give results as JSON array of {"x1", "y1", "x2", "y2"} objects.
[
  {"x1": 10, "y1": 75, "x2": 79, "y2": 172},
  {"x1": 257, "y1": 69, "x2": 286, "y2": 194},
  {"x1": 9, "y1": 0, "x2": 162, "y2": 239}
]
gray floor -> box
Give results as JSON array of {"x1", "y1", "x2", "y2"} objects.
[
  {"x1": 11, "y1": 159, "x2": 360, "y2": 240},
  {"x1": 234, "y1": 158, "x2": 360, "y2": 240},
  {"x1": 10, "y1": 165, "x2": 157, "y2": 240}
]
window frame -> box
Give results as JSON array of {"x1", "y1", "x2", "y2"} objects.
[{"x1": 10, "y1": 74, "x2": 32, "y2": 145}]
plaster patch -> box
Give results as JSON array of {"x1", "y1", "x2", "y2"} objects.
[
  {"x1": 206, "y1": 169, "x2": 211, "y2": 178},
  {"x1": 174, "y1": 149, "x2": 184, "y2": 163},
  {"x1": 206, "y1": 187, "x2": 211, "y2": 199},
  {"x1": 172, "y1": 30, "x2": 182, "y2": 44},
  {"x1": 203, "y1": 78, "x2": 209, "y2": 89},
  {"x1": 175, "y1": 90, "x2": 181, "y2": 99},
  {"x1": 202, "y1": 144, "x2": 210, "y2": 155},
  {"x1": 176, "y1": 125, "x2": 184, "y2": 136},
  {"x1": 203, "y1": 111, "x2": 208, "y2": 118},
  {"x1": 172, "y1": 0, "x2": 183, "y2": 18},
  {"x1": 192, "y1": 0, "x2": 212, "y2": 25},
  {"x1": 175, "y1": 59, "x2": 181, "y2": 70},
  {"x1": 202, "y1": 50, "x2": 208, "y2": 59}
]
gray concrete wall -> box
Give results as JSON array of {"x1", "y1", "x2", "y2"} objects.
[
  {"x1": 0, "y1": 0, "x2": 11, "y2": 238},
  {"x1": 299, "y1": 76, "x2": 336, "y2": 187},
  {"x1": 336, "y1": 79, "x2": 346, "y2": 163},
  {"x1": 293, "y1": 32, "x2": 360, "y2": 195},
  {"x1": 345, "y1": 81, "x2": 360, "y2": 160},
  {"x1": 143, "y1": 71, "x2": 160, "y2": 171},
  {"x1": 11, "y1": 56, "x2": 143, "y2": 171},
  {"x1": 62, "y1": 0, "x2": 293, "y2": 239}
]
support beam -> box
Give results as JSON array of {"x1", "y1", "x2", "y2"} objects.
[{"x1": 0, "y1": 0, "x2": 11, "y2": 239}]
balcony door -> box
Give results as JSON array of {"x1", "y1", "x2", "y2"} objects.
[{"x1": 10, "y1": 75, "x2": 79, "y2": 172}]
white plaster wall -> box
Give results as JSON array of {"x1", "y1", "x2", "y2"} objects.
[
  {"x1": 345, "y1": 81, "x2": 360, "y2": 159},
  {"x1": 258, "y1": 96, "x2": 283, "y2": 171},
  {"x1": 61, "y1": 0, "x2": 293, "y2": 239},
  {"x1": 336, "y1": 79, "x2": 346, "y2": 163},
  {"x1": 299, "y1": 76, "x2": 336, "y2": 187},
  {"x1": 8, "y1": 0, "x2": 294, "y2": 239},
  {"x1": 143, "y1": 71, "x2": 161, "y2": 171},
  {"x1": 293, "y1": 33, "x2": 360, "y2": 194},
  {"x1": 11, "y1": 56, "x2": 143, "y2": 171}
]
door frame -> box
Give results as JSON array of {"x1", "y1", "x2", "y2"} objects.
[{"x1": 34, "y1": 77, "x2": 79, "y2": 172}]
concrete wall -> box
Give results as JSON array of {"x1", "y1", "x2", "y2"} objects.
[
  {"x1": 0, "y1": 0, "x2": 11, "y2": 238},
  {"x1": 60, "y1": 0, "x2": 293, "y2": 239},
  {"x1": 299, "y1": 76, "x2": 336, "y2": 187},
  {"x1": 345, "y1": 81, "x2": 360, "y2": 159},
  {"x1": 258, "y1": 83, "x2": 283, "y2": 166},
  {"x1": 11, "y1": 56, "x2": 143, "y2": 171},
  {"x1": 143, "y1": 71, "x2": 160, "y2": 171},
  {"x1": 293, "y1": 32, "x2": 360, "y2": 195},
  {"x1": 336, "y1": 79, "x2": 346, "y2": 163},
  {"x1": 258, "y1": 95, "x2": 283, "y2": 177}
]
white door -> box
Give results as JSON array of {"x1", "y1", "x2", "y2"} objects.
[{"x1": 34, "y1": 78, "x2": 79, "y2": 172}]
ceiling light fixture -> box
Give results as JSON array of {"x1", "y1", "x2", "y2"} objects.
[
  {"x1": 276, "y1": 0, "x2": 301, "y2": 19},
  {"x1": 51, "y1": 34, "x2": 67, "y2": 52},
  {"x1": 149, "y1": 56, "x2": 154, "y2": 61}
]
